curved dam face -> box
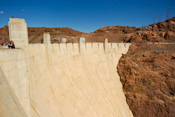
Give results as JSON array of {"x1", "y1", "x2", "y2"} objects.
[{"x1": 0, "y1": 18, "x2": 133, "y2": 117}]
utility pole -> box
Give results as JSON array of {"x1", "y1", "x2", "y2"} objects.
[
  {"x1": 158, "y1": 14, "x2": 163, "y2": 22},
  {"x1": 166, "y1": 8, "x2": 172, "y2": 20}
]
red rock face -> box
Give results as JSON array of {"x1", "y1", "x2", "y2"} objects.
[
  {"x1": 0, "y1": 26, "x2": 9, "y2": 44},
  {"x1": 117, "y1": 44, "x2": 175, "y2": 117}
]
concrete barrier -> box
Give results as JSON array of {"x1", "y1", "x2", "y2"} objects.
[{"x1": 60, "y1": 37, "x2": 66, "y2": 43}]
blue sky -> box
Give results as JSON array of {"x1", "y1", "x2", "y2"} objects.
[{"x1": 0, "y1": 0, "x2": 175, "y2": 33}]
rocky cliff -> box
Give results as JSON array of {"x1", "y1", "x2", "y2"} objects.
[{"x1": 118, "y1": 43, "x2": 175, "y2": 117}]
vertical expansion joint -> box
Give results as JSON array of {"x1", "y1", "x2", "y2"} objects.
[
  {"x1": 104, "y1": 38, "x2": 108, "y2": 53},
  {"x1": 61, "y1": 37, "x2": 66, "y2": 43}
]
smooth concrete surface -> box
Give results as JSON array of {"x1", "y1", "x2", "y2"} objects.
[
  {"x1": 28, "y1": 42, "x2": 133, "y2": 117},
  {"x1": 0, "y1": 67, "x2": 27, "y2": 117},
  {"x1": 0, "y1": 18, "x2": 133, "y2": 117},
  {"x1": 8, "y1": 18, "x2": 28, "y2": 49},
  {"x1": 0, "y1": 49, "x2": 30, "y2": 116},
  {"x1": 60, "y1": 37, "x2": 67, "y2": 43},
  {"x1": 79, "y1": 37, "x2": 86, "y2": 54},
  {"x1": 0, "y1": 46, "x2": 8, "y2": 49},
  {"x1": 43, "y1": 32, "x2": 51, "y2": 64},
  {"x1": 0, "y1": 42, "x2": 133, "y2": 117},
  {"x1": 43, "y1": 32, "x2": 51, "y2": 44},
  {"x1": 8, "y1": 18, "x2": 31, "y2": 117},
  {"x1": 104, "y1": 38, "x2": 108, "y2": 53}
]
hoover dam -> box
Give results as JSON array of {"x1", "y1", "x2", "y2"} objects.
[{"x1": 0, "y1": 18, "x2": 133, "y2": 117}]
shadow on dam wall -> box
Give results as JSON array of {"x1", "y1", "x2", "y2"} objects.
[{"x1": 0, "y1": 18, "x2": 133, "y2": 117}]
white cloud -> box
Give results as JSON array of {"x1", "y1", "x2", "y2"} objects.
[{"x1": 0, "y1": 11, "x2": 4, "y2": 14}]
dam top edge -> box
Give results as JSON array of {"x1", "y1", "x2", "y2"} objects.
[
  {"x1": 29, "y1": 42, "x2": 131, "y2": 44},
  {"x1": 0, "y1": 48, "x2": 23, "y2": 51}
]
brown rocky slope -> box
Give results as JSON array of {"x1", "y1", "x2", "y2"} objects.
[
  {"x1": 117, "y1": 43, "x2": 175, "y2": 117},
  {"x1": 1, "y1": 17, "x2": 175, "y2": 43},
  {"x1": 0, "y1": 26, "x2": 83, "y2": 44},
  {"x1": 85, "y1": 17, "x2": 175, "y2": 43}
]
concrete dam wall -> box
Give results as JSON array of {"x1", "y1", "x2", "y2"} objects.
[{"x1": 0, "y1": 18, "x2": 133, "y2": 117}]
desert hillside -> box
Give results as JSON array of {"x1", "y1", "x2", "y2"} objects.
[
  {"x1": 0, "y1": 17, "x2": 175, "y2": 43},
  {"x1": 83, "y1": 17, "x2": 175, "y2": 43},
  {"x1": 0, "y1": 26, "x2": 83, "y2": 44}
]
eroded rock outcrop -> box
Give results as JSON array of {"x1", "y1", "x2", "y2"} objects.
[{"x1": 118, "y1": 44, "x2": 175, "y2": 117}]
